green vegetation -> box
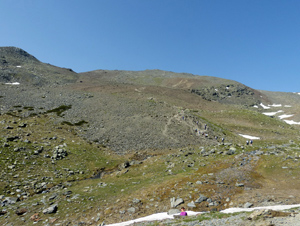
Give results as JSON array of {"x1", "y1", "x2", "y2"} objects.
[{"x1": 45, "y1": 105, "x2": 72, "y2": 116}]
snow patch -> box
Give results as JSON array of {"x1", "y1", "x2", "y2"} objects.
[
  {"x1": 107, "y1": 204, "x2": 300, "y2": 226},
  {"x1": 284, "y1": 105, "x2": 292, "y2": 107},
  {"x1": 238, "y1": 134, "x2": 260, "y2": 140},
  {"x1": 106, "y1": 211, "x2": 202, "y2": 226},
  {"x1": 5, "y1": 82, "x2": 20, "y2": 85},
  {"x1": 262, "y1": 110, "x2": 283, "y2": 116},
  {"x1": 268, "y1": 104, "x2": 282, "y2": 107},
  {"x1": 221, "y1": 204, "x2": 300, "y2": 214},
  {"x1": 253, "y1": 105, "x2": 258, "y2": 108},
  {"x1": 16, "y1": 65, "x2": 21, "y2": 68},
  {"x1": 284, "y1": 120, "x2": 300, "y2": 125},
  {"x1": 260, "y1": 103, "x2": 270, "y2": 109},
  {"x1": 278, "y1": 114, "x2": 294, "y2": 119}
]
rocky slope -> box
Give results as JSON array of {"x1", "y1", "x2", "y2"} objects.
[{"x1": 1, "y1": 47, "x2": 300, "y2": 225}]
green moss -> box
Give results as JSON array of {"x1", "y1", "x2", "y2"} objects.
[
  {"x1": 46, "y1": 105, "x2": 72, "y2": 116},
  {"x1": 74, "y1": 120, "x2": 88, "y2": 126},
  {"x1": 23, "y1": 106, "x2": 34, "y2": 111}
]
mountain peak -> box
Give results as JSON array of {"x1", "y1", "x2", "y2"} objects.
[{"x1": 0, "y1": 46, "x2": 39, "y2": 65}]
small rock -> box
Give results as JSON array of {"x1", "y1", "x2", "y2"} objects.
[
  {"x1": 195, "y1": 194, "x2": 207, "y2": 203},
  {"x1": 170, "y1": 197, "x2": 184, "y2": 208},
  {"x1": 244, "y1": 202, "x2": 253, "y2": 208},
  {"x1": 127, "y1": 207, "x2": 136, "y2": 213},
  {"x1": 15, "y1": 208, "x2": 27, "y2": 215},
  {"x1": 168, "y1": 209, "x2": 180, "y2": 215},
  {"x1": 187, "y1": 201, "x2": 196, "y2": 208},
  {"x1": 43, "y1": 204, "x2": 58, "y2": 214}
]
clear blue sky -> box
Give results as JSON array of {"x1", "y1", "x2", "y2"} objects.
[{"x1": 1, "y1": 0, "x2": 300, "y2": 92}]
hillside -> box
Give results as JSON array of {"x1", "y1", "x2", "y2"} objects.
[{"x1": 1, "y1": 47, "x2": 300, "y2": 225}]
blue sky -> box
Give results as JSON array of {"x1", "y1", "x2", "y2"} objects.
[{"x1": 1, "y1": 0, "x2": 300, "y2": 92}]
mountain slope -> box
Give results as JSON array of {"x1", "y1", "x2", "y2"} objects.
[
  {"x1": 1, "y1": 47, "x2": 300, "y2": 153},
  {"x1": 1, "y1": 47, "x2": 300, "y2": 225},
  {"x1": 0, "y1": 47, "x2": 78, "y2": 86}
]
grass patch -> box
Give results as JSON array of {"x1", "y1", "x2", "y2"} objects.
[{"x1": 45, "y1": 105, "x2": 72, "y2": 116}]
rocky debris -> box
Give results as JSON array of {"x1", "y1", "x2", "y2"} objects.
[
  {"x1": 2, "y1": 197, "x2": 20, "y2": 206},
  {"x1": 132, "y1": 198, "x2": 141, "y2": 204},
  {"x1": 52, "y1": 144, "x2": 68, "y2": 160},
  {"x1": 191, "y1": 84, "x2": 260, "y2": 106},
  {"x1": 43, "y1": 204, "x2": 58, "y2": 214},
  {"x1": 247, "y1": 209, "x2": 291, "y2": 220}
]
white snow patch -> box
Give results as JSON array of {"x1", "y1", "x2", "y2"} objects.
[
  {"x1": 107, "y1": 204, "x2": 300, "y2": 226},
  {"x1": 268, "y1": 104, "x2": 282, "y2": 107},
  {"x1": 16, "y1": 65, "x2": 21, "y2": 68},
  {"x1": 106, "y1": 211, "x2": 202, "y2": 226},
  {"x1": 215, "y1": 88, "x2": 218, "y2": 91},
  {"x1": 221, "y1": 204, "x2": 300, "y2": 214},
  {"x1": 239, "y1": 134, "x2": 260, "y2": 140},
  {"x1": 278, "y1": 114, "x2": 294, "y2": 119},
  {"x1": 262, "y1": 112, "x2": 277, "y2": 116},
  {"x1": 284, "y1": 120, "x2": 300, "y2": 125},
  {"x1": 253, "y1": 105, "x2": 258, "y2": 108},
  {"x1": 284, "y1": 105, "x2": 292, "y2": 107},
  {"x1": 5, "y1": 82, "x2": 20, "y2": 85},
  {"x1": 262, "y1": 110, "x2": 283, "y2": 116},
  {"x1": 260, "y1": 103, "x2": 270, "y2": 109}
]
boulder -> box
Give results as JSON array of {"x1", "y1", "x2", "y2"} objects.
[
  {"x1": 170, "y1": 197, "x2": 184, "y2": 208},
  {"x1": 168, "y1": 209, "x2": 180, "y2": 215},
  {"x1": 15, "y1": 208, "x2": 27, "y2": 215},
  {"x1": 127, "y1": 207, "x2": 136, "y2": 213},
  {"x1": 3, "y1": 196, "x2": 20, "y2": 205},
  {"x1": 244, "y1": 202, "x2": 253, "y2": 208},
  {"x1": 187, "y1": 201, "x2": 196, "y2": 208},
  {"x1": 195, "y1": 194, "x2": 207, "y2": 203},
  {"x1": 43, "y1": 204, "x2": 58, "y2": 214}
]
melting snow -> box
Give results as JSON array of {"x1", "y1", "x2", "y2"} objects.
[
  {"x1": 262, "y1": 110, "x2": 283, "y2": 116},
  {"x1": 106, "y1": 211, "x2": 202, "y2": 226},
  {"x1": 268, "y1": 104, "x2": 282, "y2": 107},
  {"x1": 5, "y1": 82, "x2": 20, "y2": 85},
  {"x1": 278, "y1": 114, "x2": 294, "y2": 119},
  {"x1": 107, "y1": 204, "x2": 300, "y2": 226},
  {"x1": 260, "y1": 103, "x2": 270, "y2": 109},
  {"x1": 262, "y1": 112, "x2": 278, "y2": 116},
  {"x1": 221, "y1": 204, "x2": 300, "y2": 214},
  {"x1": 284, "y1": 120, "x2": 300, "y2": 125},
  {"x1": 239, "y1": 134, "x2": 260, "y2": 140}
]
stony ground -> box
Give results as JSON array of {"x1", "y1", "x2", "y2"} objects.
[{"x1": 2, "y1": 47, "x2": 300, "y2": 226}]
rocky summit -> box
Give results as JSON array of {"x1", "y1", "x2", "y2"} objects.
[{"x1": 1, "y1": 47, "x2": 300, "y2": 225}]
